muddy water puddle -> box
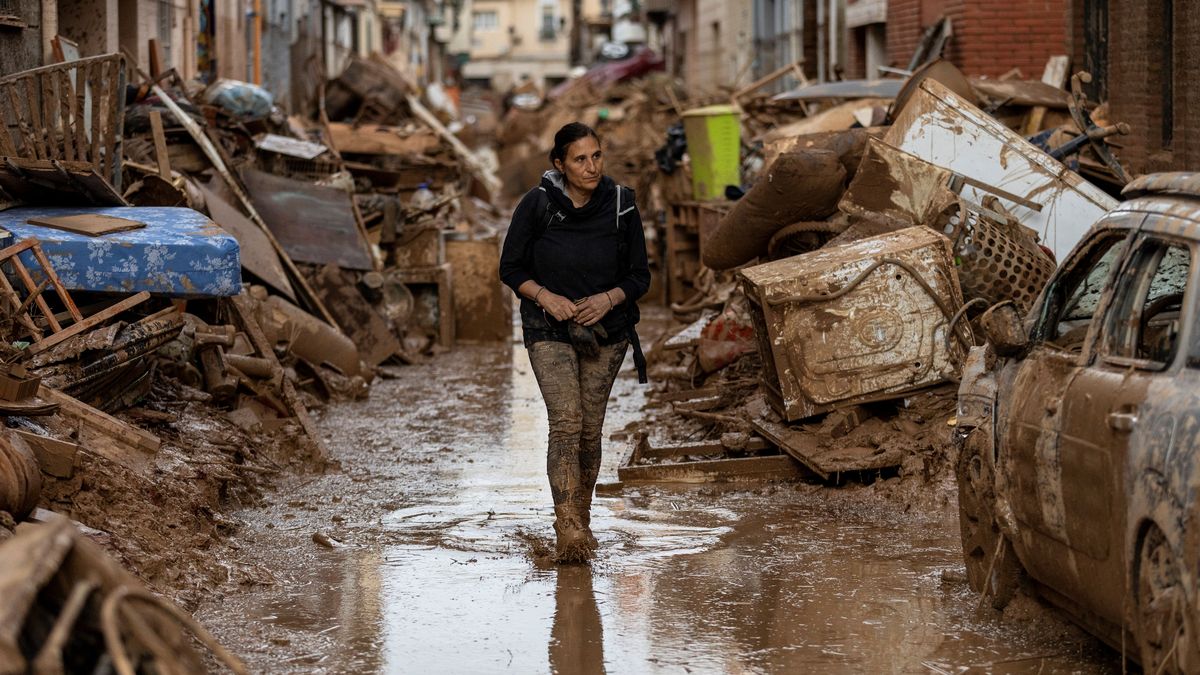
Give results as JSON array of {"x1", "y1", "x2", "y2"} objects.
[{"x1": 198, "y1": 334, "x2": 1118, "y2": 673}]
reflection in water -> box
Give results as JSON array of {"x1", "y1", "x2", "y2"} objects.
[{"x1": 550, "y1": 566, "x2": 606, "y2": 675}]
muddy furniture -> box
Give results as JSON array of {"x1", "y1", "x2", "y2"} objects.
[
  {"x1": 0, "y1": 54, "x2": 126, "y2": 191},
  {"x1": 740, "y1": 226, "x2": 971, "y2": 422}
]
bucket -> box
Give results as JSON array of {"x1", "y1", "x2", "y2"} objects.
[{"x1": 681, "y1": 104, "x2": 741, "y2": 200}]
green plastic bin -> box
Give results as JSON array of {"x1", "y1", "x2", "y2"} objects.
[{"x1": 681, "y1": 104, "x2": 742, "y2": 200}]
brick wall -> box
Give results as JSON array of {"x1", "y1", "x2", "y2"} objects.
[
  {"x1": 1105, "y1": 0, "x2": 1200, "y2": 175},
  {"x1": 886, "y1": 0, "x2": 1068, "y2": 78}
]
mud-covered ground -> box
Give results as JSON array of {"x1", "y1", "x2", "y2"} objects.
[{"x1": 196, "y1": 314, "x2": 1121, "y2": 673}]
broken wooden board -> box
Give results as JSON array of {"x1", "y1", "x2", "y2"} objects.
[
  {"x1": 752, "y1": 418, "x2": 903, "y2": 481},
  {"x1": 228, "y1": 294, "x2": 324, "y2": 452},
  {"x1": 445, "y1": 235, "x2": 511, "y2": 343},
  {"x1": 241, "y1": 168, "x2": 374, "y2": 271},
  {"x1": 197, "y1": 179, "x2": 296, "y2": 301},
  {"x1": 14, "y1": 430, "x2": 78, "y2": 478},
  {"x1": 25, "y1": 214, "x2": 146, "y2": 236},
  {"x1": 0, "y1": 158, "x2": 128, "y2": 207},
  {"x1": 327, "y1": 123, "x2": 440, "y2": 156},
  {"x1": 26, "y1": 291, "x2": 150, "y2": 357},
  {"x1": 307, "y1": 264, "x2": 401, "y2": 366},
  {"x1": 39, "y1": 386, "x2": 158, "y2": 474},
  {"x1": 617, "y1": 432, "x2": 807, "y2": 484}
]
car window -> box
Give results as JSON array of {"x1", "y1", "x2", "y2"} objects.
[
  {"x1": 1103, "y1": 239, "x2": 1192, "y2": 367},
  {"x1": 1038, "y1": 234, "x2": 1127, "y2": 353}
]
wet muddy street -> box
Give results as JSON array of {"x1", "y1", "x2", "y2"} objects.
[{"x1": 197, "y1": 328, "x2": 1120, "y2": 673}]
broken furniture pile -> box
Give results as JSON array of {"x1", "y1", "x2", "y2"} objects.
[
  {"x1": 626, "y1": 56, "x2": 1129, "y2": 486},
  {"x1": 0, "y1": 42, "x2": 515, "y2": 655}
]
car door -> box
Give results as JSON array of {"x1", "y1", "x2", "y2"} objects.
[
  {"x1": 1000, "y1": 228, "x2": 1134, "y2": 592},
  {"x1": 1054, "y1": 232, "x2": 1193, "y2": 623}
]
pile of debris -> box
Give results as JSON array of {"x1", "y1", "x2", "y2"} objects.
[
  {"x1": 625, "y1": 57, "x2": 1128, "y2": 490},
  {"x1": 0, "y1": 41, "x2": 514, "y2": 659}
]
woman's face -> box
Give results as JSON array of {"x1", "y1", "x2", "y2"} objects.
[{"x1": 555, "y1": 135, "x2": 603, "y2": 194}]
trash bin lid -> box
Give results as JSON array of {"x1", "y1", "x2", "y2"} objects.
[{"x1": 681, "y1": 104, "x2": 742, "y2": 118}]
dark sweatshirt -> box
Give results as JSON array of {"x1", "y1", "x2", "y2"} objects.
[{"x1": 499, "y1": 171, "x2": 651, "y2": 347}]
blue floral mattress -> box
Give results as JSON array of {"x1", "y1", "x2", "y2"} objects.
[{"x1": 0, "y1": 206, "x2": 241, "y2": 297}]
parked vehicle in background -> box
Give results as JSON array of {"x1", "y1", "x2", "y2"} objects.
[{"x1": 954, "y1": 173, "x2": 1200, "y2": 674}]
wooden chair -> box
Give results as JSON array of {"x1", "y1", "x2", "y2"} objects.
[{"x1": 0, "y1": 53, "x2": 127, "y2": 190}]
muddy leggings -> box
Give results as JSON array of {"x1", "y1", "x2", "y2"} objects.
[{"x1": 528, "y1": 340, "x2": 628, "y2": 508}]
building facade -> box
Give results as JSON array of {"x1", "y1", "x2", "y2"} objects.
[{"x1": 461, "y1": 0, "x2": 573, "y2": 90}]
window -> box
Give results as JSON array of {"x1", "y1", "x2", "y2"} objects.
[
  {"x1": 473, "y1": 10, "x2": 498, "y2": 31},
  {"x1": 1036, "y1": 233, "x2": 1128, "y2": 352},
  {"x1": 539, "y1": 6, "x2": 556, "y2": 41},
  {"x1": 1103, "y1": 238, "x2": 1191, "y2": 367}
]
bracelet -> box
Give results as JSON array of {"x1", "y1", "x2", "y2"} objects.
[
  {"x1": 534, "y1": 286, "x2": 546, "y2": 305},
  {"x1": 604, "y1": 290, "x2": 614, "y2": 309}
]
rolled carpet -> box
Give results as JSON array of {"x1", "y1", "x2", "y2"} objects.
[{"x1": 702, "y1": 148, "x2": 847, "y2": 270}]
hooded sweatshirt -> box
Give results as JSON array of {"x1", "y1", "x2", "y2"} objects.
[{"x1": 499, "y1": 171, "x2": 651, "y2": 347}]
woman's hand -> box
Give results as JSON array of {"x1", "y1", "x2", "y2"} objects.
[
  {"x1": 539, "y1": 292, "x2": 579, "y2": 322},
  {"x1": 574, "y1": 292, "x2": 614, "y2": 326}
]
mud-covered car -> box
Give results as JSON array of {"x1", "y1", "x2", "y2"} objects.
[{"x1": 955, "y1": 173, "x2": 1200, "y2": 673}]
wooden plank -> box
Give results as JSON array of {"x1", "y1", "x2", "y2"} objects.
[
  {"x1": 0, "y1": 268, "x2": 41, "y2": 338},
  {"x1": 23, "y1": 77, "x2": 46, "y2": 159},
  {"x1": 72, "y1": 61, "x2": 90, "y2": 163},
  {"x1": 104, "y1": 58, "x2": 124, "y2": 186},
  {"x1": 148, "y1": 39, "x2": 163, "y2": 78},
  {"x1": 0, "y1": 94, "x2": 17, "y2": 156},
  {"x1": 56, "y1": 69, "x2": 75, "y2": 161},
  {"x1": 40, "y1": 385, "x2": 159, "y2": 453},
  {"x1": 26, "y1": 213, "x2": 146, "y2": 236},
  {"x1": 639, "y1": 437, "x2": 772, "y2": 461},
  {"x1": 6, "y1": 82, "x2": 36, "y2": 158},
  {"x1": 89, "y1": 61, "x2": 102, "y2": 175},
  {"x1": 733, "y1": 59, "x2": 807, "y2": 103},
  {"x1": 7, "y1": 251, "x2": 62, "y2": 332},
  {"x1": 26, "y1": 291, "x2": 150, "y2": 357},
  {"x1": 751, "y1": 418, "x2": 830, "y2": 480},
  {"x1": 40, "y1": 71, "x2": 57, "y2": 160},
  {"x1": 27, "y1": 242, "x2": 82, "y2": 322},
  {"x1": 1022, "y1": 55, "x2": 1070, "y2": 136},
  {"x1": 751, "y1": 418, "x2": 903, "y2": 480},
  {"x1": 15, "y1": 429, "x2": 78, "y2": 478},
  {"x1": 148, "y1": 111, "x2": 170, "y2": 178},
  {"x1": 228, "y1": 295, "x2": 324, "y2": 451},
  {"x1": 617, "y1": 453, "x2": 806, "y2": 483}
]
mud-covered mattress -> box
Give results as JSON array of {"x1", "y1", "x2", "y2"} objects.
[{"x1": 0, "y1": 206, "x2": 241, "y2": 297}]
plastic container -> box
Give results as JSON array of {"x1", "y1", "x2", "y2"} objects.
[
  {"x1": 681, "y1": 104, "x2": 742, "y2": 201},
  {"x1": 410, "y1": 183, "x2": 436, "y2": 211}
]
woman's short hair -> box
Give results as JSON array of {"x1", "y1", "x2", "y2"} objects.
[{"x1": 549, "y1": 122, "x2": 600, "y2": 165}]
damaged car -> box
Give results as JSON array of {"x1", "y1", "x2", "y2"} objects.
[{"x1": 954, "y1": 172, "x2": 1200, "y2": 673}]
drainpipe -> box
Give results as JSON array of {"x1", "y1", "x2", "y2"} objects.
[
  {"x1": 816, "y1": 0, "x2": 824, "y2": 82},
  {"x1": 41, "y1": 0, "x2": 56, "y2": 63},
  {"x1": 253, "y1": 0, "x2": 262, "y2": 83}
]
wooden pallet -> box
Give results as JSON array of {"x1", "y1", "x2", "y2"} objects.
[{"x1": 617, "y1": 431, "x2": 808, "y2": 484}]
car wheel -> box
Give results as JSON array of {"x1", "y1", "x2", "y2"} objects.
[
  {"x1": 1136, "y1": 526, "x2": 1193, "y2": 674},
  {"x1": 955, "y1": 425, "x2": 1020, "y2": 610}
]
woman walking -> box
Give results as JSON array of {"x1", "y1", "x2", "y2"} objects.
[{"x1": 499, "y1": 122, "x2": 650, "y2": 563}]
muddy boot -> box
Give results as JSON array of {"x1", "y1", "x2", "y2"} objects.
[
  {"x1": 553, "y1": 503, "x2": 591, "y2": 564},
  {"x1": 578, "y1": 491, "x2": 598, "y2": 551}
]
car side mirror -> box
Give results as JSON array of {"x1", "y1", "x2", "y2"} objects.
[{"x1": 980, "y1": 302, "x2": 1028, "y2": 356}]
